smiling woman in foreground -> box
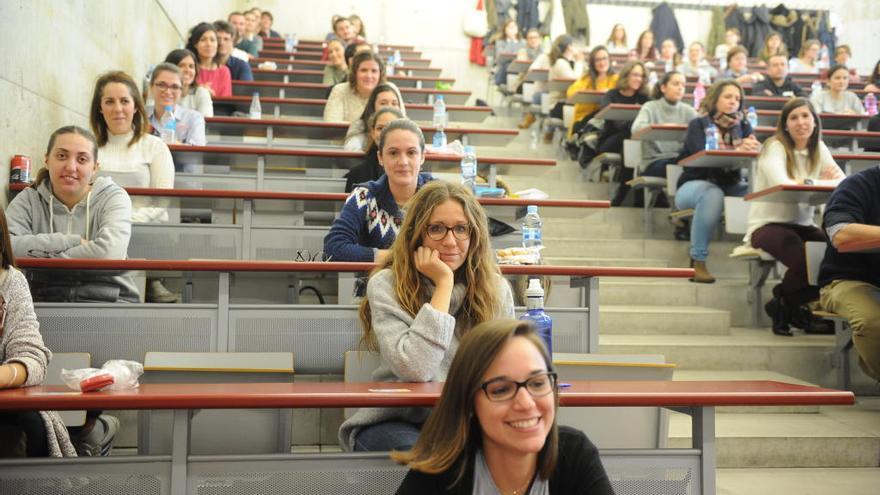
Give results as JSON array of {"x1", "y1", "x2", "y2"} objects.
[{"x1": 393, "y1": 319, "x2": 615, "y2": 495}]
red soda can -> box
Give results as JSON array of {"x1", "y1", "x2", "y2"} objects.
[{"x1": 10, "y1": 155, "x2": 31, "y2": 183}]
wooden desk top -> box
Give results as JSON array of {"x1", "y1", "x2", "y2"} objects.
[
  {"x1": 679, "y1": 150, "x2": 758, "y2": 168},
  {"x1": 744, "y1": 184, "x2": 835, "y2": 204},
  {"x1": 14, "y1": 259, "x2": 692, "y2": 279},
  {"x1": 0, "y1": 380, "x2": 853, "y2": 411}
]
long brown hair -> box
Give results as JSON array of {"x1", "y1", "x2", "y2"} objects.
[
  {"x1": 359, "y1": 181, "x2": 501, "y2": 351},
  {"x1": 760, "y1": 97, "x2": 822, "y2": 179},
  {"x1": 615, "y1": 60, "x2": 649, "y2": 97},
  {"x1": 89, "y1": 71, "x2": 148, "y2": 147},
  {"x1": 700, "y1": 78, "x2": 744, "y2": 116},
  {"x1": 348, "y1": 51, "x2": 386, "y2": 90},
  {"x1": 0, "y1": 208, "x2": 16, "y2": 269},
  {"x1": 392, "y1": 319, "x2": 559, "y2": 486}
]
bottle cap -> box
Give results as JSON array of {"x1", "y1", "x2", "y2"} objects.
[
  {"x1": 164, "y1": 105, "x2": 173, "y2": 111},
  {"x1": 435, "y1": 94, "x2": 444, "y2": 101},
  {"x1": 527, "y1": 205, "x2": 538, "y2": 214},
  {"x1": 748, "y1": 106, "x2": 756, "y2": 113},
  {"x1": 463, "y1": 145, "x2": 475, "y2": 154},
  {"x1": 525, "y1": 278, "x2": 544, "y2": 297}
]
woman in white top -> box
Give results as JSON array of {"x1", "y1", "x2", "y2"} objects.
[
  {"x1": 789, "y1": 39, "x2": 820, "y2": 74},
  {"x1": 164, "y1": 49, "x2": 213, "y2": 117},
  {"x1": 89, "y1": 71, "x2": 174, "y2": 224},
  {"x1": 606, "y1": 23, "x2": 629, "y2": 55},
  {"x1": 324, "y1": 51, "x2": 397, "y2": 123},
  {"x1": 714, "y1": 28, "x2": 741, "y2": 62},
  {"x1": 676, "y1": 41, "x2": 718, "y2": 81},
  {"x1": 809, "y1": 65, "x2": 865, "y2": 115},
  {"x1": 547, "y1": 35, "x2": 584, "y2": 118},
  {"x1": 146, "y1": 63, "x2": 206, "y2": 147},
  {"x1": 747, "y1": 98, "x2": 846, "y2": 336}
]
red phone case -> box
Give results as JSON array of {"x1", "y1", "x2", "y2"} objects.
[{"x1": 80, "y1": 373, "x2": 115, "y2": 392}]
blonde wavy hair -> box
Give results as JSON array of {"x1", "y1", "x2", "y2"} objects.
[{"x1": 359, "y1": 181, "x2": 501, "y2": 351}]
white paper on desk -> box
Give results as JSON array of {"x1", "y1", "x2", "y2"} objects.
[{"x1": 513, "y1": 188, "x2": 549, "y2": 200}]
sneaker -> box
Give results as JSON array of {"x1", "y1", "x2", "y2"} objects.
[
  {"x1": 72, "y1": 414, "x2": 120, "y2": 456},
  {"x1": 146, "y1": 279, "x2": 181, "y2": 303}
]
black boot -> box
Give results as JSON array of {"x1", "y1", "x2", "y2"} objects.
[
  {"x1": 790, "y1": 305, "x2": 835, "y2": 334},
  {"x1": 765, "y1": 297, "x2": 793, "y2": 336}
]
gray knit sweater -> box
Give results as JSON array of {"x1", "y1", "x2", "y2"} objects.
[
  {"x1": 631, "y1": 98, "x2": 698, "y2": 167},
  {"x1": 338, "y1": 268, "x2": 515, "y2": 450},
  {"x1": 0, "y1": 267, "x2": 77, "y2": 457}
]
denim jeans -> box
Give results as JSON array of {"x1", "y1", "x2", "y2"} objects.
[
  {"x1": 674, "y1": 179, "x2": 748, "y2": 261},
  {"x1": 352, "y1": 420, "x2": 422, "y2": 452}
]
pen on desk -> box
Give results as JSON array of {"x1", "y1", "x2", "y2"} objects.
[{"x1": 559, "y1": 383, "x2": 572, "y2": 388}]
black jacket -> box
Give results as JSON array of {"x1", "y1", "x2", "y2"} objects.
[
  {"x1": 818, "y1": 166, "x2": 880, "y2": 289},
  {"x1": 750, "y1": 76, "x2": 806, "y2": 97},
  {"x1": 650, "y1": 2, "x2": 684, "y2": 52},
  {"x1": 676, "y1": 114, "x2": 754, "y2": 189},
  {"x1": 344, "y1": 145, "x2": 384, "y2": 193},
  {"x1": 395, "y1": 426, "x2": 615, "y2": 495}
]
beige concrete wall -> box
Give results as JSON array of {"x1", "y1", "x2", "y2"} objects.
[{"x1": 0, "y1": 0, "x2": 238, "y2": 203}]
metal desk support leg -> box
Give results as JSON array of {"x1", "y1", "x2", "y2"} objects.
[
  {"x1": 571, "y1": 276, "x2": 600, "y2": 353},
  {"x1": 170, "y1": 409, "x2": 191, "y2": 495},
  {"x1": 218, "y1": 272, "x2": 230, "y2": 351},
  {"x1": 693, "y1": 406, "x2": 716, "y2": 495}
]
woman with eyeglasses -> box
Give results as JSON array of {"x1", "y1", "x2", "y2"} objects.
[
  {"x1": 338, "y1": 181, "x2": 515, "y2": 452},
  {"x1": 145, "y1": 63, "x2": 206, "y2": 146},
  {"x1": 324, "y1": 119, "x2": 433, "y2": 263},
  {"x1": 393, "y1": 319, "x2": 613, "y2": 494}
]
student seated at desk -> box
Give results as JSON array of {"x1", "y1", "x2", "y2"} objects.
[
  {"x1": 810, "y1": 65, "x2": 865, "y2": 116},
  {"x1": 516, "y1": 34, "x2": 571, "y2": 130},
  {"x1": 629, "y1": 30, "x2": 659, "y2": 64},
  {"x1": 344, "y1": 83, "x2": 406, "y2": 152},
  {"x1": 7, "y1": 126, "x2": 138, "y2": 303},
  {"x1": 566, "y1": 45, "x2": 617, "y2": 137},
  {"x1": 630, "y1": 70, "x2": 697, "y2": 184},
  {"x1": 720, "y1": 45, "x2": 764, "y2": 86},
  {"x1": 788, "y1": 39, "x2": 820, "y2": 75},
  {"x1": 0, "y1": 207, "x2": 77, "y2": 458},
  {"x1": 328, "y1": 15, "x2": 360, "y2": 46},
  {"x1": 323, "y1": 39, "x2": 349, "y2": 86},
  {"x1": 164, "y1": 49, "x2": 214, "y2": 117},
  {"x1": 145, "y1": 63, "x2": 206, "y2": 147},
  {"x1": 606, "y1": 23, "x2": 629, "y2": 55},
  {"x1": 864, "y1": 59, "x2": 880, "y2": 93},
  {"x1": 349, "y1": 14, "x2": 366, "y2": 40},
  {"x1": 325, "y1": 119, "x2": 433, "y2": 263},
  {"x1": 89, "y1": 71, "x2": 175, "y2": 223},
  {"x1": 325, "y1": 52, "x2": 398, "y2": 123},
  {"x1": 746, "y1": 98, "x2": 845, "y2": 336},
  {"x1": 214, "y1": 20, "x2": 254, "y2": 82},
  {"x1": 492, "y1": 19, "x2": 525, "y2": 86},
  {"x1": 344, "y1": 107, "x2": 405, "y2": 192},
  {"x1": 338, "y1": 181, "x2": 515, "y2": 452},
  {"x1": 186, "y1": 22, "x2": 232, "y2": 98},
  {"x1": 676, "y1": 41, "x2": 718, "y2": 82},
  {"x1": 715, "y1": 27, "x2": 742, "y2": 63},
  {"x1": 258, "y1": 10, "x2": 280, "y2": 39},
  {"x1": 241, "y1": 11, "x2": 264, "y2": 55},
  {"x1": 676, "y1": 80, "x2": 761, "y2": 283},
  {"x1": 518, "y1": 28, "x2": 543, "y2": 61},
  {"x1": 547, "y1": 36, "x2": 584, "y2": 120},
  {"x1": 658, "y1": 38, "x2": 680, "y2": 71},
  {"x1": 818, "y1": 166, "x2": 880, "y2": 383},
  {"x1": 758, "y1": 31, "x2": 787, "y2": 66},
  {"x1": 393, "y1": 319, "x2": 613, "y2": 495},
  {"x1": 751, "y1": 53, "x2": 806, "y2": 98}
]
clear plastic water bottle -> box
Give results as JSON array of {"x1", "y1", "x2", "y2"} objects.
[
  {"x1": 747, "y1": 106, "x2": 759, "y2": 129},
  {"x1": 719, "y1": 55, "x2": 727, "y2": 72},
  {"x1": 432, "y1": 94, "x2": 447, "y2": 129},
  {"x1": 159, "y1": 106, "x2": 176, "y2": 144},
  {"x1": 249, "y1": 92, "x2": 262, "y2": 119},
  {"x1": 648, "y1": 71, "x2": 658, "y2": 89},
  {"x1": 819, "y1": 44, "x2": 829, "y2": 69},
  {"x1": 864, "y1": 93, "x2": 878, "y2": 116},
  {"x1": 520, "y1": 278, "x2": 553, "y2": 356},
  {"x1": 705, "y1": 124, "x2": 719, "y2": 151},
  {"x1": 811, "y1": 79, "x2": 823, "y2": 95},
  {"x1": 665, "y1": 58, "x2": 673, "y2": 73},
  {"x1": 387, "y1": 56, "x2": 395, "y2": 76},
  {"x1": 432, "y1": 128, "x2": 447, "y2": 151},
  {"x1": 284, "y1": 33, "x2": 294, "y2": 52},
  {"x1": 393, "y1": 49, "x2": 402, "y2": 67},
  {"x1": 521, "y1": 205, "x2": 543, "y2": 249},
  {"x1": 693, "y1": 80, "x2": 706, "y2": 110},
  {"x1": 460, "y1": 145, "x2": 477, "y2": 193}
]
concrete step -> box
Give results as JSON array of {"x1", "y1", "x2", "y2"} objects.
[
  {"x1": 600, "y1": 305, "x2": 730, "y2": 335},
  {"x1": 717, "y1": 467, "x2": 880, "y2": 495},
  {"x1": 673, "y1": 370, "x2": 822, "y2": 413},
  {"x1": 598, "y1": 278, "x2": 762, "y2": 328},
  {"x1": 668, "y1": 402, "x2": 880, "y2": 468},
  {"x1": 600, "y1": 327, "x2": 839, "y2": 387}
]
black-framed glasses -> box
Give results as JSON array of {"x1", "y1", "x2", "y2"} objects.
[
  {"x1": 425, "y1": 223, "x2": 471, "y2": 241},
  {"x1": 154, "y1": 82, "x2": 183, "y2": 92},
  {"x1": 479, "y1": 371, "x2": 557, "y2": 402}
]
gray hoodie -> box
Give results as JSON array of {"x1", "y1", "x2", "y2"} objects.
[{"x1": 6, "y1": 176, "x2": 140, "y2": 303}]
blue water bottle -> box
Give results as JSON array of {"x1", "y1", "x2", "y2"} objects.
[
  {"x1": 520, "y1": 278, "x2": 552, "y2": 356},
  {"x1": 705, "y1": 124, "x2": 719, "y2": 151},
  {"x1": 747, "y1": 106, "x2": 758, "y2": 129}
]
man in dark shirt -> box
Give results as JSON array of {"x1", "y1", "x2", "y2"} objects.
[
  {"x1": 750, "y1": 53, "x2": 807, "y2": 97},
  {"x1": 214, "y1": 21, "x2": 254, "y2": 82},
  {"x1": 819, "y1": 166, "x2": 880, "y2": 382}
]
